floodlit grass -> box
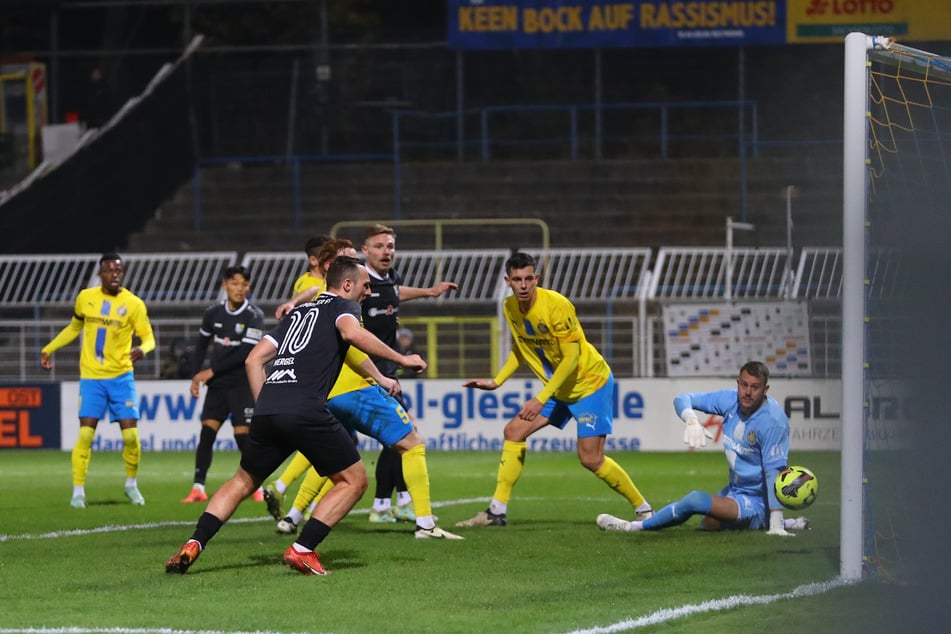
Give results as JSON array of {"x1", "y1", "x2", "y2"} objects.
[{"x1": 0, "y1": 449, "x2": 904, "y2": 633}]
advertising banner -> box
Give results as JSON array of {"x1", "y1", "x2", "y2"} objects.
[
  {"x1": 0, "y1": 384, "x2": 60, "y2": 449},
  {"x1": 787, "y1": 0, "x2": 951, "y2": 44},
  {"x1": 448, "y1": 0, "x2": 787, "y2": 49},
  {"x1": 663, "y1": 302, "x2": 811, "y2": 377},
  {"x1": 49, "y1": 377, "x2": 914, "y2": 453}
]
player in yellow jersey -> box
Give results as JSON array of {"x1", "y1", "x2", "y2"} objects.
[
  {"x1": 456, "y1": 252, "x2": 652, "y2": 527},
  {"x1": 290, "y1": 235, "x2": 330, "y2": 301},
  {"x1": 274, "y1": 344, "x2": 462, "y2": 539},
  {"x1": 40, "y1": 253, "x2": 156, "y2": 509}
]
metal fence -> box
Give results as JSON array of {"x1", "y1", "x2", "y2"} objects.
[{"x1": 1, "y1": 246, "x2": 850, "y2": 380}]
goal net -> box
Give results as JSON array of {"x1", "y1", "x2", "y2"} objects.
[{"x1": 843, "y1": 34, "x2": 951, "y2": 594}]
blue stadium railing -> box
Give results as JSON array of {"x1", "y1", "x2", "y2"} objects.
[{"x1": 191, "y1": 98, "x2": 838, "y2": 226}]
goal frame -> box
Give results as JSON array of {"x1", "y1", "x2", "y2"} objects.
[{"x1": 841, "y1": 32, "x2": 951, "y2": 581}]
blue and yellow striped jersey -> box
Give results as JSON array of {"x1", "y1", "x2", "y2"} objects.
[
  {"x1": 43, "y1": 287, "x2": 155, "y2": 379},
  {"x1": 502, "y1": 287, "x2": 610, "y2": 402}
]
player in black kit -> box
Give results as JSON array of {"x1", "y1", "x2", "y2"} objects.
[
  {"x1": 360, "y1": 223, "x2": 457, "y2": 523},
  {"x1": 165, "y1": 256, "x2": 427, "y2": 576},
  {"x1": 181, "y1": 265, "x2": 266, "y2": 503}
]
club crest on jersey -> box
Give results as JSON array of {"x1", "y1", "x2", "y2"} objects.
[
  {"x1": 747, "y1": 431, "x2": 757, "y2": 445},
  {"x1": 117, "y1": 305, "x2": 127, "y2": 317},
  {"x1": 536, "y1": 323, "x2": 549, "y2": 334},
  {"x1": 234, "y1": 323, "x2": 246, "y2": 335}
]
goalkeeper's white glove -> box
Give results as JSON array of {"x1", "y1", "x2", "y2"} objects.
[
  {"x1": 767, "y1": 509, "x2": 794, "y2": 537},
  {"x1": 680, "y1": 408, "x2": 709, "y2": 448}
]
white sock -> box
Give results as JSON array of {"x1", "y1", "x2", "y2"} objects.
[
  {"x1": 373, "y1": 498, "x2": 392, "y2": 512},
  {"x1": 73, "y1": 485, "x2": 85, "y2": 497},
  {"x1": 275, "y1": 480, "x2": 287, "y2": 495},
  {"x1": 416, "y1": 514, "x2": 435, "y2": 530},
  {"x1": 397, "y1": 491, "x2": 412, "y2": 507},
  {"x1": 287, "y1": 507, "x2": 304, "y2": 524},
  {"x1": 636, "y1": 501, "x2": 652, "y2": 514},
  {"x1": 291, "y1": 542, "x2": 312, "y2": 553},
  {"x1": 124, "y1": 477, "x2": 137, "y2": 488},
  {"x1": 192, "y1": 483, "x2": 206, "y2": 493},
  {"x1": 629, "y1": 521, "x2": 644, "y2": 532},
  {"x1": 489, "y1": 499, "x2": 507, "y2": 515}
]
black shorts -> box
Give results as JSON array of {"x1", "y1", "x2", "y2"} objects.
[
  {"x1": 200, "y1": 383, "x2": 254, "y2": 426},
  {"x1": 241, "y1": 410, "x2": 361, "y2": 483}
]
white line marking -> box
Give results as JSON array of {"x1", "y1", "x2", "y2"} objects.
[
  {"x1": 559, "y1": 577, "x2": 855, "y2": 633},
  {"x1": 0, "y1": 627, "x2": 303, "y2": 634},
  {"x1": 0, "y1": 497, "x2": 490, "y2": 542}
]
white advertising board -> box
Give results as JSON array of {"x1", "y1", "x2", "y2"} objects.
[{"x1": 58, "y1": 378, "x2": 910, "y2": 452}]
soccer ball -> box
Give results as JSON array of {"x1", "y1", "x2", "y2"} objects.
[{"x1": 774, "y1": 465, "x2": 819, "y2": 510}]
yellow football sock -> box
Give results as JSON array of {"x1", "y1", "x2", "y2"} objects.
[
  {"x1": 312, "y1": 478, "x2": 335, "y2": 505},
  {"x1": 278, "y1": 452, "x2": 313, "y2": 490},
  {"x1": 294, "y1": 467, "x2": 329, "y2": 513},
  {"x1": 400, "y1": 444, "x2": 430, "y2": 517},
  {"x1": 121, "y1": 427, "x2": 141, "y2": 478},
  {"x1": 72, "y1": 426, "x2": 96, "y2": 486},
  {"x1": 492, "y1": 440, "x2": 527, "y2": 505},
  {"x1": 594, "y1": 456, "x2": 646, "y2": 508}
]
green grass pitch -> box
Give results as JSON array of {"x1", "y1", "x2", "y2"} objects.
[{"x1": 0, "y1": 449, "x2": 905, "y2": 633}]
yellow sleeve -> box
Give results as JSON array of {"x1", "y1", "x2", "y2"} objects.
[
  {"x1": 536, "y1": 340, "x2": 580, "y2": 404},
  {"x1": 492, "y1": 350, "x2": 521, "y2": 386},
  {"x1": 344, "y1": 346, "x2": 370, "y2": 374},
  {"x1": 42, "y1": 316, "x2": 83, "y2": 355},
  {"x1": 133, "y1": 299, "x2": 156, "y2": 355}
]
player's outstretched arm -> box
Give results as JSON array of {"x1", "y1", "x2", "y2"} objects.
[
  {"x1": 338, "y1": 316, "x2": 426, "y2": 374},
  {"x1": 766, "y1": 509, "x2": 793, "y2": 537},
  {"x1": 346, "y1": 348, "x2": 401, "y2": 396},
  {"x1": 399, "y1": 281, "x2": 458, "y2": 301},
  {"x1": 464, "y1": 350, "x2": 519, "y2": 391},
  {"x1": 462, "y1": 378, "x2": 498, "y2": 390}
]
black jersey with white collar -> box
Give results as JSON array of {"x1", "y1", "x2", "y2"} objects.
[{"x1": 193, "y1": 299, "x2": 265, "y2": 388}]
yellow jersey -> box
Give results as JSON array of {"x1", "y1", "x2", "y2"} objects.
[
  {"x1": 500, "y1": 287, "x2": 610, "y2": 402},
  {"x1": 43, "y1": 287, "x2": 155, "y2": 379},
  {"x1": 293, "y1": 271, "x2": 325, "y2": 298}
]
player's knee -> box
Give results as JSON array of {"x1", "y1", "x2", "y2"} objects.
[
  {"x1": 577, "y1": 453, "x2": 602, "y2": 472},
  {"x1": 502, "y1": 420, "x2": 530, "y2": 442},
  {"x1": 680, "y1": 490, "x2": 714, "y2": 515}
]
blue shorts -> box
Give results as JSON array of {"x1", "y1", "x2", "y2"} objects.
[
  {"x1": 328, "y1": 385, "x2": 413, "y2": 448},
  {"x1": 541, "y1": 373, "x2": 614, "y2": 439},
  {"x1": 78, "y1": 372, "x2": 139, "y2": 422},
  {"x1": 717, "y1": 484, "x2": 768, "y2": 530}
]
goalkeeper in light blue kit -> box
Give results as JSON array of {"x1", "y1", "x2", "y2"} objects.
[{"x1": 597, "y1": 361, "x2": 809, "y2": 535}]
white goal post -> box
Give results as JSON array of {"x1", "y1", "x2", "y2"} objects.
[{"x1": 842, "y1": 33, "x2": 951, "y2": 581}]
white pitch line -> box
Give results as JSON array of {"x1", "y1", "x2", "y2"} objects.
[
  {"x1": 559, "y1": 577, "x2": 855, "y2": 633},
  {"x1": 0, "y1": 497, "x2": 491, "y2": 543},
  {"x1": 0, "y1": 629, "x2": 314, "y2": 634}
]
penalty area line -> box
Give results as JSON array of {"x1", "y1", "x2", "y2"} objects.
[{"x1": 559, "y1": 577, "x2": 855, "y2": 633}]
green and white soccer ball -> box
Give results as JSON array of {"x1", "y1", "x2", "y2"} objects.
[{"x1": 774, "y1": 465, "x2": 819, "y2": 510}]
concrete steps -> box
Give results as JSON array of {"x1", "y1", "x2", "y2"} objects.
[{"x1": 126, "y1": 153, "x2": 842, "y2": 254}]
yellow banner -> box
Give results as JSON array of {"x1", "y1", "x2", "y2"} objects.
[{"x1": 787, "y1": 0, "x2": 951, "y2": 43}]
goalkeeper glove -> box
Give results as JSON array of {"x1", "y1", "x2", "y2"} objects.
[
  {"x1": 680, "y1": 408, "x2": 710, "y2": 448},
  {"x1": 767, "y1": 509, "x2": 794, "y2": 537}
]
